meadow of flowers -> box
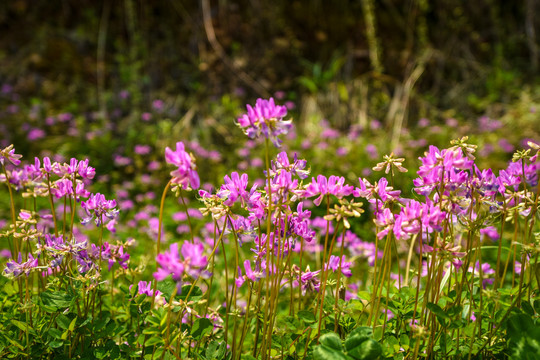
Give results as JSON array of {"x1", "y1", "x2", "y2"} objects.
[{"x1": 0, "y1": 94, "x2": 539, "y2": 360}]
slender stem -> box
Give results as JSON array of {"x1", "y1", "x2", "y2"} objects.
[
  {"x1": 220, "y1": 228, "x2": 230, "y2": 346},
  {"x1": 405, "y1": 234, "x2": 417, "y2": 285},
  {"x1": 24, "y1": 276, "x2": 30, "y2": 355},
  {"x1": 179, "y1": 188, "x2": 194, "y2": 243},
  {"x1": 260, "y1": 138, "x2": 274, "y2": 359},
  {"x1": 150, "y1": 180, "x2": 172, "y2": 308},
  {"x1": 228, "y1": 215, "x2": 241, "y2": 359},
  {"x1": 494, "y1": 206, "x2": 507, "y2": 290},
  {"x1": 367, "y1": 216, "x2": 381, "y2": 327},
  {"x1": 2, "y1": 164, "x2": 19, "y2": 254},
  {"x1": 298, "y1": 238, "x2": 304, "y2": 313},
  {"x1": 334, "y1": 228, "x2": 346, "y2": 332},
  {"x1": 203, "y1": 221, "x2": 218, "y2": 317},
  {"x1": 62, "y1": 196, "x2": 67, "y2": 237},
  {"x1": 316, "y1": 195, "x2": 332, "y2": 340},
  {"x1": 238, "y1": 281, "x2": 254, "y2": 355},
  {"x1": 164, "y1": 287, "x2": 179, "y2": 351},
  {"x1": 69, "y1": 175, "x2": 77, "y2": 239},
  {"x1": 46, "y1": 173, "x2": 59, "y2": 237}
]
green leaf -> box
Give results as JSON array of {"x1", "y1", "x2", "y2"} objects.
[
  {"x1": 145, "y1": 336, "x2": 163, "y2": 346},
  {"x1": 178, "y1": 285, "x2": 203, "y2": 301},
  {"x1": 314, "y1": 339, "x2": 349, "y2": 360},
  {"x1": 399, "y1": 334, "x2": 409, "y2": 350},
  {"x1": 191, "y1": 317, "x2": 213, "y2": 340},
  {"x1": 426, "y1": 302, "x2": 448, "y2": 326},
  {"x1": 534, "y1": 299, "x2": 540, "y2": 315},
  {"x1": 206, "y1": 340, "x2": 226, "y2": 360},
  {"x1": 345, "y1": 326, "x2": 373, "y2": 352},
  {"x1": 298, "y1": 310, "x2": 317, "y2": 324},
  {"x1": 385, "y1": 335, "x2": 400, "y2": 353},
  {"x1": 56, "y1": 314, "x2": 71, "y2": 330},
  {"x1": 522, "y1": 301, "x2": 534, "y2": 316},
  {"x1": 40, "y1": 290, "x2": 74, "y2": 310},
  {"x1": 506, "y1": 313, "x2": 540, "y2": 359},
  {"x1": 11, "y1": 319, "x2": 36, "y2": 335},
  {"x1": 240, "y1": 355, "x2": 257, "y2": 360},
  {"x1": 344, "y1": 327, "x2": 382, "y2": 360},
  {"x1": 93, "y1": 313, "x2": 111, "y2": 332},
  {"x1": 320, "y1": 332, "x2": 343, "y2": 351},
  {"x1": 49, "y1": 340, "x2": 63, "y2": 349},
  {"x1": 94, "y1": 346, "x2": 108, "y2": 359},
  {"x1": 157, "y1": 280, "x2": 203, "y2": 301},
  {"x1": 48, "y1": 327, "x2": 62, "y2": 339},
  {"x1": 68, "y1": 317, "x2": 77, "y2": 331},
  {"x1": 347, "y1": 339, "x2": 382, "y2": 360},
  {"x1": 6, "y1": 336, "x2": 25, "y2": 351},
  {"x1": 506, "y1": 313, "x2": 536, "y2": 340},
  {"x1": 357, "y1": 291, "x2": 371, "y2": 301},
  {"x1": 298, "y1": 77, "x2": 318, "y2": 93}
]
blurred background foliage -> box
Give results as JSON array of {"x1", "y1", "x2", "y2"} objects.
[{"x1": 0, "y1": 0, "x2": 539, "y2": 178}]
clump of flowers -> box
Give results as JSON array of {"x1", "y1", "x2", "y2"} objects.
[
  {"x1": 154, "y1": 242, "x2": 209, "y2": 291},
  {"x1": 0, "y1": 144, "x2": 22, "y2": 167},
  {"x1": 81, "y1": 193, "x2": 119, "y2": 226},
  {"x1": 3, "y1": 253, "x2": 39, "y2": 278},
  {"x1": 165, "y1": 141, "x2": 200, "y2": 190},
  {"x1": 236, "y1": 97, "x2": 292, "y2": 147}
]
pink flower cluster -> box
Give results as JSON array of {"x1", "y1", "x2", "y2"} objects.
[{"x1": 165, "y1": 142, "x2": 200, "y2": 190}]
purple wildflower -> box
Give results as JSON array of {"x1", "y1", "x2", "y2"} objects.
[
  {"x1": 299, "y1": 266, "x2": 321, "y2": 294},
  {"x1": 154, "y1": 243, "x2": 185, "y2": 284},
  {"x1": 469, "y1": 261, "x2": 495, "y2": 288},
  {"x1": 480, "y1": 226, "x2": 499, "y2": 241},
  {"x1": 268, "y1": 152, "x2": 309, "y2": 179},
  {"x1": 217, "y1": 172, "x2": 251, "y2": 206},
  {"x1": 235, "y1": 259, "x2": 263, "y2": 288},
  {"x1": 305, "y1": 175, "x2": 354, "y2": 206},
  {"x1": 353, "y1": 177, "x2": 401, "y2": 205},
  {"x1": 3, "y1": 253, "x2": 39, "y2": 278},
  {"x1": 134, "y1": 281, "x2": 163, "y2": 298},
  {"x1": 393, "y1": 200, "x2": 446, "y2": 240},
  {"x1": 77, "y1": 159, "x2": 95, "y2": 179},
  {"x1": 154, "y1": 242, "x2": 209, "y2": 291},
  {"x1": 134, "y1": 145, "x2": 151, "y2": 155},
  {"x1": 0, "y1": 145, "x2": 22, "y2": 167},
  {"x1": 287, "y1": 203, "x2": 317, "y2": 243},
  {"x1": 81, "y1": 193, "x2": 119, "y2": 226},
  {"x1": 506, "y1": 160, "x2": 539, "y2": 187},
  {"x1": 165, "y1": 142, "x2": 200, "y2": 190},
  {"x1": 325, "y1": 255, "x2": 353, "y2": 277},
  {"x1": 236, "y1": 98, "x2": 292, "y2": 147}
]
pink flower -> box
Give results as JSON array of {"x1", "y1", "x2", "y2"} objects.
[
  {"x1": 237, "y1": 98, "x2": 292, "y2": 147},
  {"x1": 134, "y1": 145, "x2": 151, "y2": 155},
  {"x1": 217, "y1": 172, "x2": 252, "y2": 207},
  {"x1": 154, "y1": 242, "x2": 209, "y2": 292},
  {"x1": 3, "y1": 253, "x2": 39, "y2": 278},
  {"x1": 141, "y1": 112, "x2": 152, "y2": 121},
  {"x1": 81, "y1": 193, "x2": 119, "y2": 226},
  {"x1": 165, "y1": 142, "x2": 200, "y2": 190},
  {"x1": 305, "y1": 175, "x2": 353, "y2": 206},
  {"x1": 0, "y1": 145, "x2": 22, "y2": 166},
  {"x1": 325, "y1": 255, "x2": 353, "y2": 277}
]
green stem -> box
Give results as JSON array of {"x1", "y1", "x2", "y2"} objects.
[
  {"x1": 46, "y1": 173, "x2": 59, "y2": 237},
  {"x1": 150, "y1": 180, "x2": 172, "y2": 308},
  {"x1": 260, "y1": 138, "x2": 274, "y2": 359},
  {"x1": 334, "y1": 228, "x2": 347, "y2": 332},
  {"x1": 2, "y1": 164, "x2": 19, "y2": 254},
  {"x1": 179, "y1": 188, "x2": 194, "y2": 243},
  {"x1": 316, "y1": 195, "x2": 332, "y2": 340}
]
